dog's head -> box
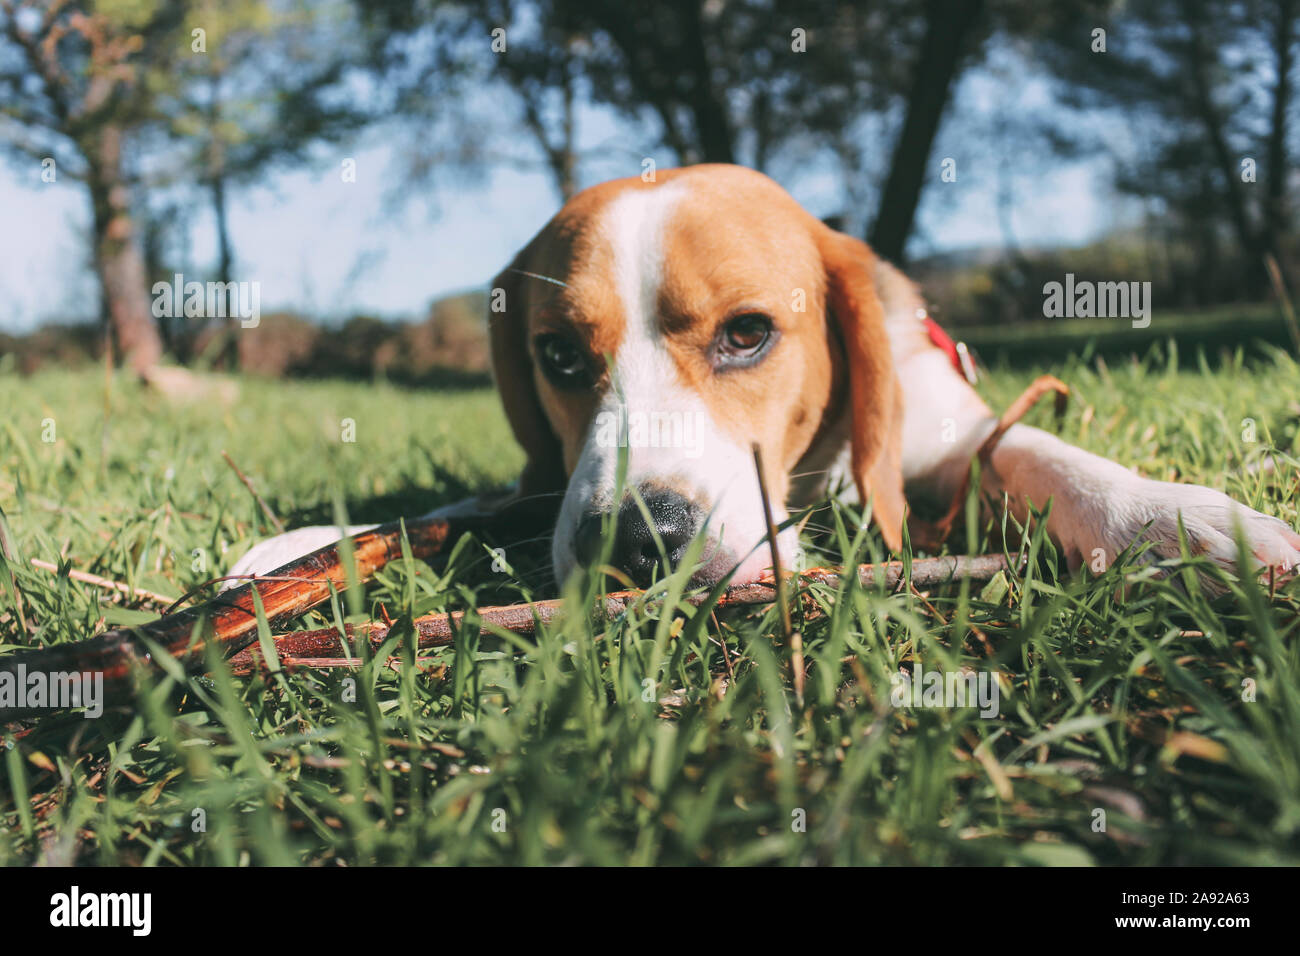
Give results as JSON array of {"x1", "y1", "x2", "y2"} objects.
[{"x1": 488, "y1": 164, "x2": 905, "y2": 587}]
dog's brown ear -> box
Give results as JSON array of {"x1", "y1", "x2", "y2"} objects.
[
  {"x1": 817, "y1": 227, "x2": 907, "y2": 551},
  {"x1": 487, "y1": 255, "x2": 566, "y2": 498}
]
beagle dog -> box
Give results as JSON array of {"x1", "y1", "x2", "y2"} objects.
[{"x1": 232, "y1": 164, "x2": 1300, "y2": 590}]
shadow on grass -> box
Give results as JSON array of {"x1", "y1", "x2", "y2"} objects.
[{"x1": 272, "y1": 468, "x2": 562, "y2": 598}]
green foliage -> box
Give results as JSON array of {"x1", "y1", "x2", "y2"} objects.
[{"x1": 1, "y1": 351, "x2": 1299, "y2": 865}]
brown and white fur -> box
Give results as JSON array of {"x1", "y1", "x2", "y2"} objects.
[{"x1": 231, "y1": 165, "x2": 1300, "y2": 589}]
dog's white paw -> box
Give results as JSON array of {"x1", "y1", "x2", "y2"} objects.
[
  {"x1": 223, "y1": 524, "x2": 377, "y2": 589},
  {"x1": 1083, "y1": 479, "x2": 1300, "y2": 578}
]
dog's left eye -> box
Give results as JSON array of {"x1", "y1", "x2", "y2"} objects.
[
  {"x1": 536, "y1": 334, "x2": 590, "y2": 385},
  {"x1": 716, "y1": 313, "x2": 774, "y2": 366}
]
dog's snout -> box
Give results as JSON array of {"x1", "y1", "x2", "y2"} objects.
[{"x1": 574, "y1": 489, "x2": 697, "y2": 586}]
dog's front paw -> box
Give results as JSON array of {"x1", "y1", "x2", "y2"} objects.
[{"x1": 1088, "y1": 480, "x2": 1300, "y2": 578}]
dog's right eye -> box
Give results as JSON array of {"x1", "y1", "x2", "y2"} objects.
[{"x1": 536, "y1": 334, "x2": 590, "y2": 386}]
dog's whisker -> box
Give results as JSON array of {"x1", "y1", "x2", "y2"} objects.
[
  {"x1": 508, "y1": 268, "x2": 569, "y2": 288},
  {"x1": 498, "y1": 491, "x2": 566, "y2": 506},
  {"x1": 485, "y1": 533, "x2": 553, "y2": 548},
  {"x1": 796, "y1": 522, "x2": 841, "y2": 536},
  {"x1": 785, "y1": 468, "x2": 832, "y2": 481}
]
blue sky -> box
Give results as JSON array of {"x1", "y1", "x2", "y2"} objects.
[{"x1": 0, "y1": 69, "x2": 1122, "y2": 334}]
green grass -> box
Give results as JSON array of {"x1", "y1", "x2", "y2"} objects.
[
  {"x1": 960, "y1": 302, "x2": 1295, "y2": 367},
  {"x1": 2, "y1": 341, "x2": 1300, "y2": 865}
]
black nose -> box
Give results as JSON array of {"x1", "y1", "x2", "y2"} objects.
[{"x1": 574, "y1": 489, "x2": 697, "y2": 586}]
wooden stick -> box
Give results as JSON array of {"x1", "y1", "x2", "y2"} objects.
[
  {"x1": 0, "y1": 494, "x2": 554, "y2": 719},
  {"x1": 915, "y1": 375, "x2": 1069, "y2": 550},
  {"x1": 222, "y1": 450, "x2": 285, "y2": 534},
  {"x1": 227, "y1": 553, "x2": 1015, "y2": 675},
  {"x1": 29, "y1": 558, "x2": 177, "y2": 606}
]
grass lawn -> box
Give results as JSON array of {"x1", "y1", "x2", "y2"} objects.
[
  {"x1": 2, "y1": 341, "x2": 1300, "y2": 865},
  {"x1": 958, "y1": 302, "x2": 1296, "y2": 367}
]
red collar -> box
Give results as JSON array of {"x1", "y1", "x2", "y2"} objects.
[{"x1": 921, "y1": 314, "x2": 977, "y2": 385}]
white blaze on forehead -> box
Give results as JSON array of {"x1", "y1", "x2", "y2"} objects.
[
  {"x1": 604, "y1": 181, "x2": 685, "y2": 373},
  {"x1": 601, "y1": 181, "x2": 711, "y2": 474}
]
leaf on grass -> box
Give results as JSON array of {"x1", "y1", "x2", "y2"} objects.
[
  {"x1": 1161, "y1": 731, "x2": 1229, "y2": 764},
  {"x1": 99, "y1": 606, "x2": 161, "y2": 626},
  {"x1": 26, "y1": 750, "x2": 55, "y2": 772},
  {"x1": 978, "y1": 571, "x2": 1010, "y2": 605},
  {"x1": 1008, "y1": 715, "x2": 1114, "y2": 762},
  {"x1": 1017, "y1": 842, "x2": 1095, "y2": 866},
  {"x1": 142, "y1": 767, "x2": 185, "y2": 806}
]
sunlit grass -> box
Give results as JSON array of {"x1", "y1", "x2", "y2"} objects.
[{"x1": 1, "y1": 342, "x2": 1299, "y2": 865}]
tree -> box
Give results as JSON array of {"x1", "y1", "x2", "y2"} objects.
[
  {"x1": 359, "y1": 1, "x2": 921, "y2": 215},
  {"x1": 163, "y1": 0, "x2": 368, "y2": 364},
  {"x1": 0, "y1": 0, "x2": 194, "y2": 375},
  {"x1": 868, "y1": 0, "x2": 988, "y2": 262},
  {"x1": 357, "y1": 0, "x2": 590, "y2": 203},
  {"x1": 0, "y1": 0, "x2": 369, "y2": 374},
  {"x1": 1040, "y1": 0, "x2": 1298, "y2": 297},
  {"x1": 362, "y1": 1, "x2": 1113, "y2": 264}
]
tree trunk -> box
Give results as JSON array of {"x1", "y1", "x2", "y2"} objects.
[
  {"x1": 549, "y1": 63, "x2": 578, "y2": 200},
  {"x1": 753, "y1": 88, "x2": 771, "y2": 173},
  {"x1": 557, "y1": 62, "x2": 578, "y2": 200},
  {"x1": 1264, "y1": 0, "x2": 1295, "y2": 257},
  {"x1": 676, "y1": 0, "x2": 734, "y2": 164},
  {"x1": 207, "y1": 70, "x2": 240, "y2": 370},
  {"x1": 868, "y1": 0, "x2": 986, "y2": 263},
  {"x1": 1187, "y1": 23, "x2": 1257, "y2": 256},
  {"x1": 213, "y1": 172, "x2": 233, "y2": 286},
  {"x1": 210, "y1": 169, "x2": 240, "y2": 370},
  {"x1": 87, "y1": 126, "x2": 163, "y2": 377}
]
